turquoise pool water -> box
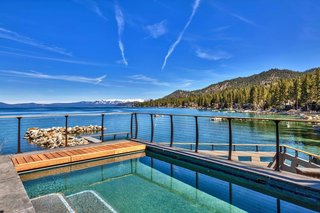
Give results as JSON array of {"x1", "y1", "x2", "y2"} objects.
[{"x1": 22, "y1": 151, "x2": 318, "y2": 213}]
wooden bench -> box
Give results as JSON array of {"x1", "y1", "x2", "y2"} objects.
[
  {"x1": 87, "y1": 132, "x2": 130, "y2": 141},
  {"x1": 82, "y1": 136, "x2": 102, "y2": 143},
  {"x1": 104, "y1": 132, "x2": 130, "y2": 140},
  {"x1": 12, "y1": 141, "x2": 146, "y2": 172},
  {"x1": 296, "y1": 167, "x2": 320, "y2": 179}
]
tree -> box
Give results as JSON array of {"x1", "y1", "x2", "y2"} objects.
[
  {"x1": 249, "y1": 86, "x2": 258, "y2": 108},
  {"x1": 301, "y1": 75, "x2": 311, "y2": 109},
  {"x1": 292, "y1": 78, "x2": 301, "y2": 109},
  {"x1": 315, "y1": 69, "x2": 320, "y2": 104}
]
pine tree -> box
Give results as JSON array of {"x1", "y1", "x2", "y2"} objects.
[
  {"x1": 315, "y1": 69, "x2": 320, "y2": 105},
  {"x1": 292, "y1": 78, "x2": 301, "y2": 109},
  {"x1": 301, "y1": 75, "x2": 310, "y2": 109}
]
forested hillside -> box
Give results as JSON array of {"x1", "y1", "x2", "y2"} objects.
[{"x1": 138, "y1": 68, "x2": 320, "y2": 111}]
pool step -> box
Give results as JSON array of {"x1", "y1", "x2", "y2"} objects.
[
  {"x1": 31, "y1": 191, "x2": 117, "y2": 213},
  {"x1": 31, "y1": 193, "x2": 75, "y2": 213},
  {"x1": 66, "y1": 190, "x2": 118, "y2": 213}
]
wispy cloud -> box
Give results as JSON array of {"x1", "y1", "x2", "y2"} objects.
[
  {"x1": 195, "y1": 49, "x2": 231, "y2": 61},
  {"x1": 74, "y1": 0, "x2": 107, "y2": 21},
  {"x1": 179, "y1": 67, "x2": 235, "y2": 78},
  {"x1": 210, "y1": 2, "x2": 258, "y2": 27},
  {"x1": 0, "y1": 70, "x2": 106, "y2": 85},
  {"x1": 0, "y1": 27, "x2": 72, "y2": 56},
  {"x1": 161, "y1": 0, "x2": 201, "y2": 70},
  {"x1": 179, "y1": 79, "x2": 194, "y2": 88},
  {"x1": 0, "y1": 50, "x2": 111, "y2": 67},
  {"x1": 145, "y1": 20, "x2": 167, "y2": 38},
  {"x1": 212, "y1": 25, "x2": 231, "y2": 33},
  {"x1": 114, "y1": 3, "x2": 128, "y2": 66},
  {"x1": 129, "y1": 75, "x2": 170, "y2": 86}
]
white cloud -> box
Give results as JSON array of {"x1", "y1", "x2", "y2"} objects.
[
  {"x1": 74, "y1": 0, "x2": 107, "y2": 21},
  {"x1": 115, "y1": 3, "x2": 128, "y2": 65},
  {"x1": 0, "y1": 50, "x2": 110, "y2": 67},
  {"x1": 0, "y1": 70, "x2": 106, "y2": 85},
  {"x1": 195, "y1": 49, "x2": 231, "y2": 61},
  {"x1": 0, "y1": 27, "x2": 72, "y2": 56},
  {"x1": 92, "y1": 3, "x2": 107, "y2": 20},
  {"x1": 145, "y1": 20, "x2": 167, "y2": 38},
  {"x1": 161, "y1": 0, "x2": 201, "y2": 70},
  {"x1": 210, "y1": 2, "x2": 258, "y2": 27},
  {"x1": 129, "y1": 75, "x2": 170, "y2": 86}
]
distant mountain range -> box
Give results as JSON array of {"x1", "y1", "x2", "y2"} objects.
[
  {"x1": 139, "y1": 67, "x2": 320, "y2": 111},
  {"x1": 0, "y1": 99, "x2": 145, "y2": 108},
  {"x1": 164, "y1": 68, "x2": 316, "y2": 99}
]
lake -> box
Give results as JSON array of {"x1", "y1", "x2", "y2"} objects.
[{"x1": 0, "y1": 107, "x2": 319, "y2": 156}]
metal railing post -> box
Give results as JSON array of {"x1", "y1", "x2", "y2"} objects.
[
  {"x1": 65, "y1": 115, "x2": 69, "y2": 147},
  {"x1": 274, "y1": 120, "x2": 281, "y2": 171},
  {"x1": 134, "y1": 113, "x2": 138, "y2": 139},
  {"x1": 130, "y1": 113, "x2": 133, "y2": 138},
  {"x1": 17, "y1": 116, "x2": 22, "y2": 153},
  {"x1": 101, "y1": 113, "x2": 105, "y2": 142},
  {"x1": 170, "y1": 115, "x2": 174, "y2": 147},
  {"x1": 228, "y1": 118, "x2": 233, "y2": 160},
  {"x1": 150, "y1": 114, "x2": 154, "y2": 143},
  {"x1": 195, "y1": 116, "x2": 199, "y2": 153}
]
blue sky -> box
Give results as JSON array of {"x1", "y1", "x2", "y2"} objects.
[{"x1": 0, "y1": 0, "x2": 320, "y2": 103}]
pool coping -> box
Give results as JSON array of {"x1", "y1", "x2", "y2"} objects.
[
  {"x1": 135, "y1": 140, "x2": 320, "y2": 201},
  {"x1": 0, "y1": 155, "x2": 35, "y2": 212}
]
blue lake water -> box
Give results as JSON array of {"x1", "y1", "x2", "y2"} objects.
[{"x1": 0, "y1": 107, "x2": 319, "y2": 155}]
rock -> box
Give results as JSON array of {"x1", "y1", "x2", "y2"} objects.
[{"x1": 24, "y1": 125, "x2": 99, "y2": 149}]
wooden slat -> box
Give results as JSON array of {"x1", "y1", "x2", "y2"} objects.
[
  {"x1": 12, "y1": 158, "x2": 19, "y2": 166},
  {"x1": 67, "y1": 150, "x2": 80, "y2": 155},
  {"x1": 15, "y1": 156, "x2": 27, "y2": 164},
  {"x1": 50, "y1": 152, "x2": 62, "y2": 158},
  {"x1": 37, "y1": 154, "x2": 49, "y2": 160},
  {"x1": 23, "y1": 156, "x2": 33, "y2": 163},
  {"x1": 30, "y1": 155, "x2": 42, "y2": 161},
  {"x1": 12, "y1": 141, "x2": 146, "y2": 172},
  {"x1": 60, "y1": 151, "x2": 74, "y2": 156},
  {"x1": 71, "y1": 149, "x2": 87, "y2": 155},
  {"x1": 55, "y1": 151, "x2": 68, "y2": 157},
  {"x1": 44, "y1": 153, "x2": 55, "y2": 159}
]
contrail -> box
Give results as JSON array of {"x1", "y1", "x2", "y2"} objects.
[
  {"x1": 115, "y1": 3, "x2": 128, "y2": 65},
  {"x1": 0, "y1": 27, "x2": 72, "y2": 56},
  {"x1": 161, "y1": 0, "x2": 200, "y2": 70},
  {"x1": 0, "y1": 70, "x2": 106, "y2": 85}
]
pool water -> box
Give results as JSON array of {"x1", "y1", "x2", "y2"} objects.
[{"x1": 22, "y1": 152, "x2": 319, "y2": 213}]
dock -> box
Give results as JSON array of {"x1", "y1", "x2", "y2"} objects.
[{"x1": 12, "y1": 140, "x2": 146, "y2": 172}]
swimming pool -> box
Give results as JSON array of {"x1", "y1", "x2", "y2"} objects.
[{"x1": 21, "y1": 151, "x2": 319, "y2": 213}]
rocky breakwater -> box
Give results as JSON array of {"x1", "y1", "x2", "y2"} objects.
[{"x1": 24, "y1": 125, "x2": 103, "y2": 149}]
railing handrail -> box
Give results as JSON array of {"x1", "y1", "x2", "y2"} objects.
[
  {"x1": 282, "y1": 145, "x2": 320, "y2": 159},
  {"x1": 134, "y1": 112, "x2": 320, "y2": 123},
  {"x1": 158, "y1": 142, "x2": 275, "y2": 147},
  {"x1": 0, "y1": 112, "x2": 132, "y2": 119},
  {"x1": 0, "y1": 111, "x2": 319, "y2": 123},
  {"x1": 3, "y1": 110, "x2": 320, "y2": 170}
]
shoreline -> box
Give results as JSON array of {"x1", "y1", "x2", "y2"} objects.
[{"x1": 135, "y1": 106, "x2": 320, "y2": 120}]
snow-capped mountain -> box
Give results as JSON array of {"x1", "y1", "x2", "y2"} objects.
[{"x1": 0, "y1": 99, "x2": 146, "y2": 108}]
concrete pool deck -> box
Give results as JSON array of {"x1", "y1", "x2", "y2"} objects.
[{"x1": 0, "y1": 155, "x2": 35, "y2": 212}]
